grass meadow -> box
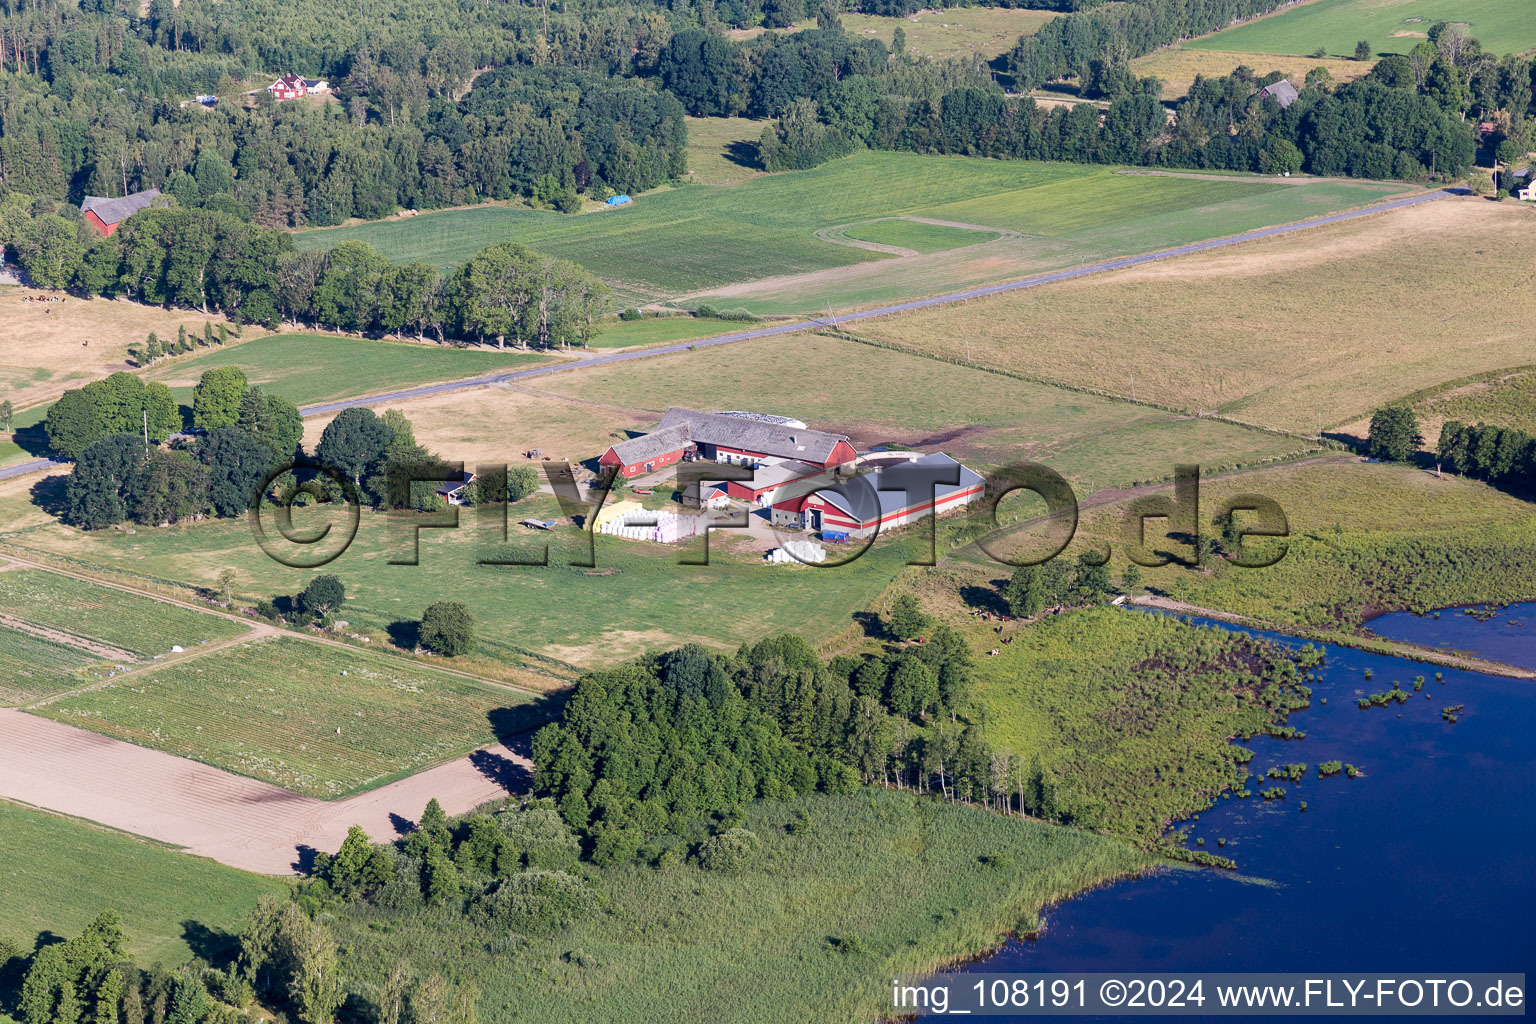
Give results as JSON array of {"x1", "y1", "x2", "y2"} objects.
[
  {"x1": 1130, "y1": 47, "x2": 1372, "y2": 98},
  {"x1": 1410, "y1": 369, "x2": 1536, "y2": 441},
  {"x1": 839, "y1": 218, "x2": 1000, "y2": 253},
  {"x1": 32, "y1": 635, "x2": 541, "y2": 798},
  {"x1": 293, "y1": 152, "x2": 1400, "y2": 312},
  {"x1": 1187, "y1": 0, "x2": 1536, "y2": 57},
  {"x1": 852, "y1": 199, "x2": 1536, "y2": 434},
  {"x1": 535, "y1": 334, "x2": 1317, "y2": 487},
  {"x1": 0, "y1": 569, "x2": 247, "y2": 662},
  {"x1": 0, "y1": 799, "x2": 285, "y2": 963},
  {"x1": 143, "y1": 333, "x2": 553, "y2": 410},
  {"x1": 327, "y1": 789, "x2": 1151, "y2": 1024},
  {"x1": 727, "y1": 8, "x2": 1059, "y2": 60}
]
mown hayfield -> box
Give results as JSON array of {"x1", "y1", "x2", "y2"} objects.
[
  {"x1": 143, "y1": 333, "x2": 554, "y2": 410},
  {"x1": 852, "y1": 199, "x2": 1536, "y2": 434},
  {"x1": 535, "y1": 334, "x2": 1315, "y2": 487},
  {"x1": 1130, "y1": 46, "x2": 1372, "y2": 98},
  {"x1": 0, "y1": 623, "x2": 103, "y2": 705},
  {"x1": 295, "y1": 152, "x2": 1399, "y2": 312},
  {"x1": 1187, "y1": 0, "x2": 1536, "y2": 58},
  {"x1": 0, "y1": 569, "x2": 247, "y2": 659},
  {"x1": 728, "y1": 8, "x2": 1060, "y2": 60},
  {"x1": 33, "y1": 635, "x2": 540, "y2": 798},
  {"x1": 0, "y1": 799, "x2": 285, "y2": 964},
  {"x1": 4, "y1": 490, "x2": 928, "y2": 672},
  {"x1": 329, "y1": 789, "x2": 1151, "y2": 1024},
  {"x1": 684, "y1": 115, "x2": 771, "y2": 186},
  {"x1": 840, "y1": 218, "x2": 1000, "y2": 253}
]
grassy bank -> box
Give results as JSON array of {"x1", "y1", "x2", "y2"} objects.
[{"x1": 326, "y1": 789, "x2": 1152, "y2": 1024}]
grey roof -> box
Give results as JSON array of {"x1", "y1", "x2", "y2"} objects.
[
  {"x1": 821, "y1": 452, "x2": 983, "y2": 523},
  {"x1": 1260, "y1": 79, "x2": 1299, "y2": 109},
  {"x1": 81, "y1": 189, "x2": 161, "y2": 227},
  {"x1": 608, "y1": 423, "x2": 693, "y2": 464},
  {"x1": 657, "y1": 407, "x2": 850, "y2": 463}
]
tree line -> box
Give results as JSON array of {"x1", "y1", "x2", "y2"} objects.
[{"x1": 0, "y1": 194, "x2": 609, "y2": 340}]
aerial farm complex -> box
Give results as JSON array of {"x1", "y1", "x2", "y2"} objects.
[{"x1": 599, "y1": 407, "x2": 984, "y2": 541}]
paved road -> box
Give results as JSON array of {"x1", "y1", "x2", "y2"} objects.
[{"x1": 0, "y1": 187, "x2": 1461, "y2": 482}]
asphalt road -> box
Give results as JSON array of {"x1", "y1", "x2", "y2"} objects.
[{"x1": 0, "y1": 186, "x2": 1460, "y2": 483}]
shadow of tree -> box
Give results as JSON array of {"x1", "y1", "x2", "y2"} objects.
[
  {"x1": 28, "y1": 473, "x2": 69, "y2": 519},
  {"x1": 385, "y1": 619, "x2": 420, "y2": 651},
  {"x1": 179, "y1": 920, "x2": 240, "y2": 965},
  {"x1": 724, "y1": 139, "x2": 763, "y2": 170}
]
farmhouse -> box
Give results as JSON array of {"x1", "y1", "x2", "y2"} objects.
[
  {"x1": 598, "y1": 407, "x2": 857, "y2": 479},
  {"x1": 267, "y1": 74, "x2": 307, "y2": 100},
  {"x1": 770, "y1": 452, "x2": 984, "y2": 540},
  {"x1": 1259, "y1": 79, "x2": 1299, "y2": 109},
  {"x1": 81, "y1": 189, "x2": 161, "y2": 237}
]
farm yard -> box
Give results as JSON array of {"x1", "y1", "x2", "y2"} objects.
[
  {"x1": 534, "y1": 334, "x2": 1318, "y2": 486},
  {"x1": 0, "y1": 798, "x2": 284, "y2": 963},
  {"x1": 850, "y1": 199, "x2": 1536, "y2": 435},
  {"x1": 30, "y1": 635, "x2": 540, "y2": 798},
  {"x1": 1186, "y1": 0, "x2": 1536, "y2": 58},
  {"x1": 293, "y1": 152, "x2": 1404, "y2": 313},
  {"x1": 0, "y1": 568, "x2": 247, "y2": 663}
]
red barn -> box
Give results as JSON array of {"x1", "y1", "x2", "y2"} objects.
[
  {"x1": 598, "y1": 408, "x2": 858, "y2": 481},
  {"x1": 81, "y1": 189, "x2": 162, "y2": 237},
  {"x1": 771, "y1": 452, "x2": 984, "y2": 539}
]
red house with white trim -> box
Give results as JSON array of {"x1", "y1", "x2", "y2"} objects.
[{"x1": 267, "y1": 73, "x2": 307, "y2": 100}]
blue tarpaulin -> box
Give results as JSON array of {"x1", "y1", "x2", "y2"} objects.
[{"x1": 606, "y1": 194, "x2": 632, "y2": 206}]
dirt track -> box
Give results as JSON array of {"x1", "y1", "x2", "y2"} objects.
[{"x1": 0, "y1": 709, "x2": 531, "y2": 874}]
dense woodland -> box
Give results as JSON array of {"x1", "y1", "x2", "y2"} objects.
[{"x1": 1, "y1": 0, "x2": 1529, "y2": 246}]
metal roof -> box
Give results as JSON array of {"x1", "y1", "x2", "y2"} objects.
[
  {"x1": 81, "y1": 189, "x2": 161, "y2": 227},
  {"x1": 657, "y1": 407, "x2": 850, "y2": 463},
  {"x1": 819, "y1": 452, "x2": 983, "y2": 523},
  {"x1": 607, "y1": 423, "x2": 692, "y2": 464},
  {"x1": 1260, "y1": 79, "x2": 1299, "y2": 109}
]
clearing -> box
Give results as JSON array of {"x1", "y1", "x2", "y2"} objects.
[
  {"x1": 850, "y1": 198, "x2": 1536, "y2": 434},
  {"x1": 1188, "y1": 0, "x2": 1536, "y2": 58},
  {"x1": 1130, "y1": 47, "x2": 1373, "y2": 98},
  {"x1": 725, "y1": 8, "x2": 1059, "y2": 60},
  {"x1": 30, "y1": 634, "x2": 544, "y2": 798}
]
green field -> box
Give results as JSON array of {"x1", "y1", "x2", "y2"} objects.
[
  {"x1": 328, "y1": 790, "x2": 1151, "y2": 1024},
  {"x1": 0, "y1": 570, "x2": 247, "y2": 661},
  {"x1": 582, "y1": 315, "x2": 749, "y2": 349},
  {"x1": 1189, "y1": 0, "x2": 1536, "y2": 57},
  {"x1": 33, "y1": 635, "x2": 542, "y2": 798},
  {"x1": 1414, "y1": 369, "x2": 1536, "y2": 437},
  {"x1": 143, "y1": 333, "x2": 553, "y2": 410},
  {"x1": 0, "y1": 624, "x2": 104, "y2": 705},
  {"x1": 0, "y1": 799, "x2": 284, "y2": 963},
  {"x1": 840, "y1": 218, "x2": 1000, "y2": 253},
  {"x1": 294, "y1": 153, "x2": 1401, "y2": 312}
]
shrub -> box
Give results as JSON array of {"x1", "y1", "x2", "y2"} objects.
[
  {"x1": 419, "y1": 601, "x2": 475, "y2": 656},
  {"x1": 469, "y1": 870, "x2": 601, "y2": 933},
  {"x1": 697, "y1": 827, "x2": 763, "y2": 871},
  {"x1": 499, "y1": 804, "x2": 581, "y2": 871}
]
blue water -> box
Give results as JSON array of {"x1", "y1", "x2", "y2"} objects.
[
  {"x1": 1369, "y1": 602, "x2": 1536, "y2": 672},
  {"x1": 940, "y1": 609, "x2": 1536, "y2": 1009}
]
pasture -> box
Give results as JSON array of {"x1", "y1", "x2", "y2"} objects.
[
  {"x1": 534, "y1": 334, "x2": 1316, "y2": 487},
  {"x1": 144, "y1": 333, "x2": 554, "y2": 410},
  {"x1": 294, "y1": 153, "x2": 1401, "y2": 313},
  {"x1": 684, "y1": 116, "x2": 770, "y2": 186},
  {"x1": 0, "y1": 799, "x2": 284, "y2": 964},
  {"x1": 1187, "y1": 0, "x2": 1536, "y2": 58},
  {"x1": 1409, "y1": 369, "x2": 1536, "y2": 441},
  {"x1": 728, "y1": 8, "x2": 1059, "y2": 60},
  {"x1": 1130, "y1": 47, "x2": 1372, "y2": 98},
  {"x1": 32, "y1": 635, "x2": 539, "y2": 798},
  {"x1": 838, "y1": 218, "x2": 1000, "y2": 253},
  {"x1": 852, "y1": 199, "x2": 1536, "y2": 435},
  {"x1": 0, "y1": 568, "x2": 247, "y2": 661}
]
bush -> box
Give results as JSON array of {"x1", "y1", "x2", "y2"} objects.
[
  {"x1": 499, "y1": 803, "x2": 582, "y2": 871},
  {"x1": 468, "y1": 870, "x2": 600, "y2": 933},
  {"x1": 697, "y1": 827, "x2": 763, "y2": 871},
  {"x1": 618, "y1": 307, "x2": 644, "y2": 321},
  {"x1": 419, "y1": 601, "x2": 475, "y2": 656}
]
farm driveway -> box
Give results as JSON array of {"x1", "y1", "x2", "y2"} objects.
[{"x1": 0, "y1": 708, "x2": 531, "y2": 874}]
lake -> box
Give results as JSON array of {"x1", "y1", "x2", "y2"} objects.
[{"x1": 938, "y1": 608, "x2": 1536, "y2": 1011}]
